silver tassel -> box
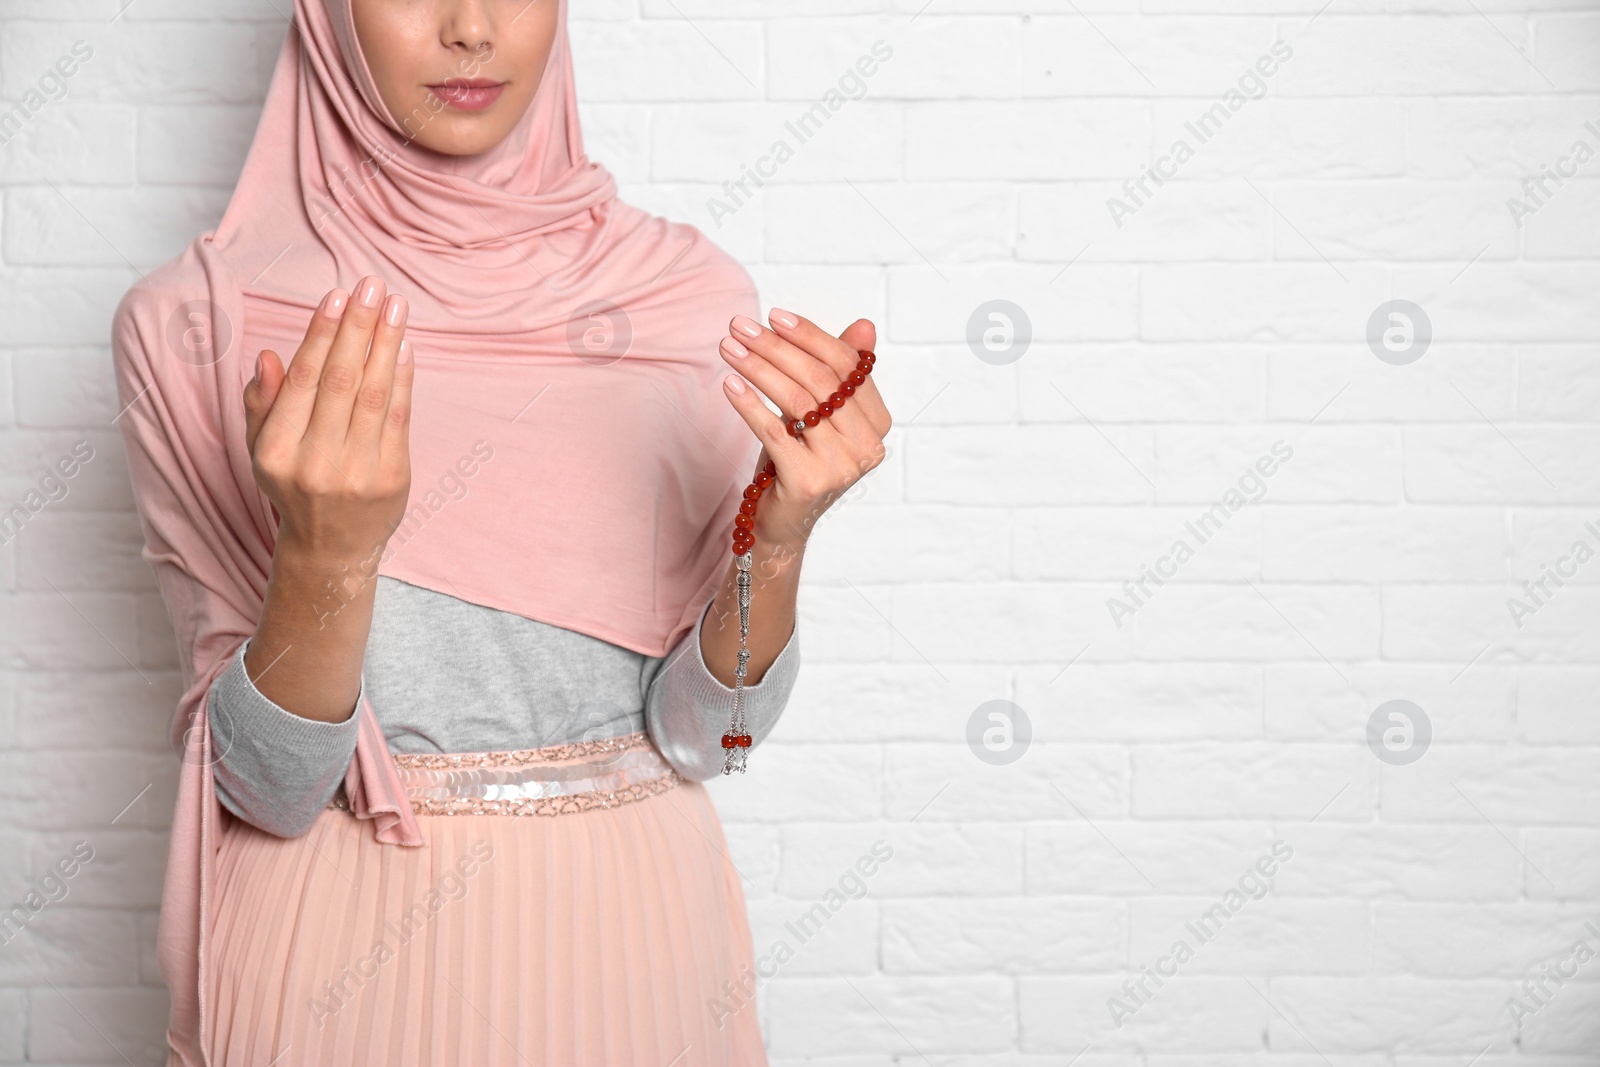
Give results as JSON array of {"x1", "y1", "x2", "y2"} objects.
[{"x1": 723, "y1": 551, "x2": 753, "y2": 774}]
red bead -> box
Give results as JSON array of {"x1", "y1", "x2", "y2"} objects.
[
  {"x1": 818, "y1": 401, "x2": 834, "y2": 417},
  {"x1": 839, "y1": 381, "x2": 856, "y2": 397},
  {"x1": 847, "y1": 370, "x2": 866, "y2": 386},
  {"x1": 828, "y1": 392, "x2": 845, "y2": 408},
  {"x1": 859, "y1": 350, "x2": 875, "y2": 364},
  {"x1": 720, "y1": 734, "x2": 735, "y2": 749},
  {"x1": 739, "y1": 499, "x2": 757, "y2": 515},
  {"x1": 743, "y1": 484, "x2": 761, "y2": 500},
  {"x1": 803, "y1": 410, "x2": 821, "y2": 427},
  {"x1": 755, "y1": 471, "x2": 772, "y2": 489},
  {"x1": 734, "y1": 514, "x2": 753, "y2": 530},
  {"x1": 763, "y1": 460, "x2": 776, "y2": 475}
]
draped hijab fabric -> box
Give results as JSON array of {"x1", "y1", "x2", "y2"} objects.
[{"x1": 109, "y1": 2, "x2": 760, "y2": 1062}]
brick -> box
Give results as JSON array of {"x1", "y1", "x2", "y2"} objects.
[
  {"x1": 884, "y1": 896, "x2": 1127, "y2": 973},
  {"x1": 768, "y1": 18, "x2": 1018, "y2": 101},
  {"x1": 1263, "y1": 663, "x2": 1514, "y2": 742},
  {"x1": 766, "y1": 975, "x2": 1015, "y2": 1055},
  {"x1": 1017, "y1": 662, "x2": 1262, "y2": 741},
  {"x1": 1373, "y1": 903, "x2": 1600, "y2": 976},
  {"x1": 1274, "y1": 824, "x2": 1523, "y2": 900},
  {"x1": 1130, "y1": 896, "x2": 1370, "y2": 974},
  {"x1": 907, "y1": 101, "x2": 1149, "y2": 180},
  {"x1": 25, "y1": 985, "x2": 170, "y2": 1064},
  {"x1": 1264, "y1": 977, "x2": 1513, "y2": 1052},
  {"x1": 1018, "y1": 975, "x2": 1267, "y2": 1051},
  {"x1": 1027, "y1": 821, "x2": 1281, "y2": 896},
  {"x1": 883, "y1": 742, "x2": 1129, "y2": 821},
  {"x1": 1132, "y1": 742, "x2": 1376, "y2": 820}
]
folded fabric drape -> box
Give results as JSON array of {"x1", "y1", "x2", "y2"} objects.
[{"x1": 110, "y1": 1, "x2": 762, "y2": 1061}]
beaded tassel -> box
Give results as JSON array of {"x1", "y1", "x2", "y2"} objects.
[
  {"x1": 721, "y1": 552, "x2": 753, "y2": 774},
  {"x1": 721, "y1": 349, "x2": 876, "y2": 775}
]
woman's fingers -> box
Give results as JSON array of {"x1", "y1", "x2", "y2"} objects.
[
  {"x1": 719, "y1": 335, "x2": 828, "y2": 438},
  {"x1": 377, "y1": 336, "x2": 416, "y2": 480},
  {"x1": 729, "y1": 314, "x2": 839, "y2": 409},
  {"x1": 726, "y1": 312, "x2": 887, "y2": 445},
  {"x1": 345, "y1": 292, "x2": 408, "y2": 455},
  {"x1": 243, "y1": 348, "x2": 286, "y2": 457},
  {"x1": 304, "y1": 276, "x2": 387, "y2": 448},
  {"x1": 765, "y1": 309, "x2": 890, "y2": 439},
  {"x1": 720, "y1": 372, "x2": 806, "y2": 468},
  {"x1": 262, "y1": 287, "x2": 347, "y2": 440}
]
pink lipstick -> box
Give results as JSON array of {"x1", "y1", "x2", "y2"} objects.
[{"x1": 427, "y1": 78, "x2": 506, "y2": 111}]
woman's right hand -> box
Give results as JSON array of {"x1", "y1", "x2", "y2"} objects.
[{"x1": 244, "y1": 276, "x2": 414, "y2": 566}]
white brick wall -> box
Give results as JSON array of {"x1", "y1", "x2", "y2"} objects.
[{"x1": 1, "y1": 0, "x2": 1596, "y2": 1063}]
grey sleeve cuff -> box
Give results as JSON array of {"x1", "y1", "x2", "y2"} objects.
[
  {"x1": 644, "y1": 596, "x2": 800, "y2": 782},
  {"x1": 209, "y1": 638, "x2": 362, "y2": 838}
]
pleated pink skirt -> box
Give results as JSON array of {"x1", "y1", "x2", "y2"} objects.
[{"x1": 204, "y1": 737, "x2": 768, "y2": 1066}]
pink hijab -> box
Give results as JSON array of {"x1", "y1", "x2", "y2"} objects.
[{"x1": 109, "y1": 1, "x2": 759, "y2": 1061}]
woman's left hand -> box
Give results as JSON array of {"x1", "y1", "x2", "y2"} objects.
[{"x1": 719, "y1": 308, "x2": 891, "y2": 552}]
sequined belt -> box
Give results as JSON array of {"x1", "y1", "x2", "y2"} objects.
[{"x1": 330, "y1": 732, "x2": 681, "y2": 817}]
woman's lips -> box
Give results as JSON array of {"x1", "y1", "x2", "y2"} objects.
[{"x1": 427, "y1": 81, "x2": 505, "y2": 111}]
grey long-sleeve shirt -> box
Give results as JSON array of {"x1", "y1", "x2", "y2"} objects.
[{"x1": 209, "y1": 576, "x2": 799, "y2": 837}]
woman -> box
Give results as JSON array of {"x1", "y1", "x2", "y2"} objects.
[{"x1": 109, "y1": 1, "x2": 891, "y2": 1064}]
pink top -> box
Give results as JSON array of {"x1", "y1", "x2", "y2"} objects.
[{"x1": 109, "y1": 2, "x2": 760, "y2": 1062}]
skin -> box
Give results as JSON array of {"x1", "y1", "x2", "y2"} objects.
[
  {"x1": 244, "y1": 0, "x2": 891, "y2": 730},
  {"x1": 352, "y1": 0, "x2": 554, "y2": 157}
]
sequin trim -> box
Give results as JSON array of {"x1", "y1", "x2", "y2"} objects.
[
  {"x1": 329, "y1": 732, "x2": 681, "y2": 818},
  {"x1": 390, "y1": 732, "x2": 651, "y2": 769},
  {"x1": 408, "y1": 770, "x2": 681, "y2": 817}
]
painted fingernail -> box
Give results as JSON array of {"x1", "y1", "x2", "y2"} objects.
[
  {"x1": 769, "y1": 307, "x2": 798, "y2": 330},
  {"x1": 724, "y1": 374, "x2": 746, "y2": 394},
  {"x1": 321, "y1": 289, "x2": 347, "y2": 319},
  {"x1": 731, "y1": 315, "x2": 762, "y2": 339},
  {"x1": 722, "y1": 336, "x2": 749, "y2": 360},
  {"x1": 397, "y1": 338, "x2": 411, "y2": 365},
  {"x1": 385, "y1": 293, "x2": 408, "y2": 328},
  {"x1": 358, "y1": 277, "x2": 383, "y2": 308}
]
